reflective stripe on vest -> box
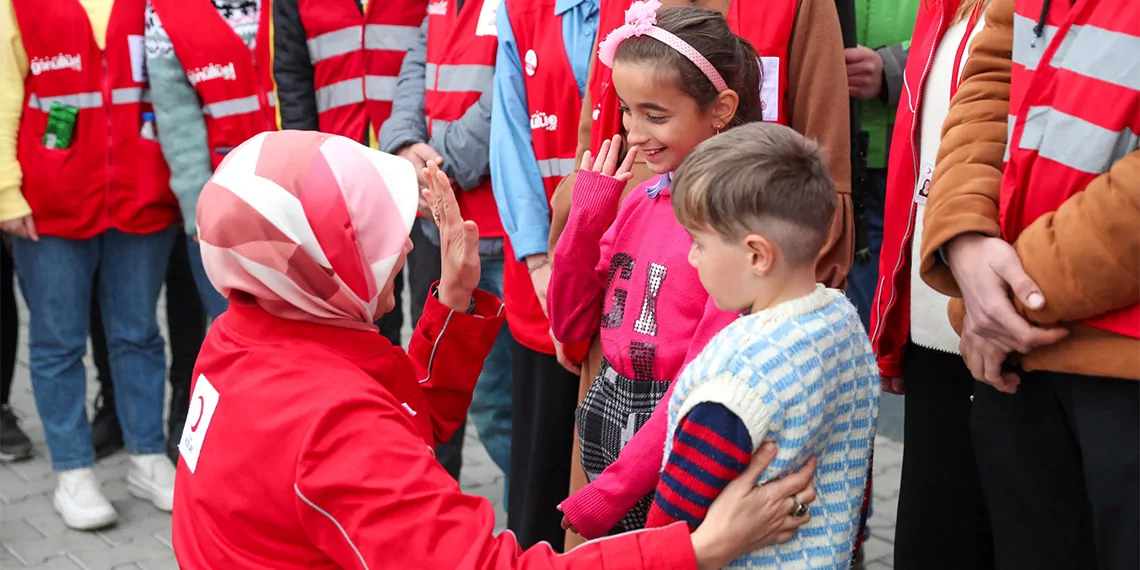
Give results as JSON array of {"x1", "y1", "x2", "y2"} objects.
[
  {"x1": 1006, "y1": 21, "x2": 1140, "y2": 166},
  {"x1": 203, "y1": 95, "x2": 261, "y2": 118},
  {"x1": 1017, "y1": 106, "x2": 1139, "y2": 174},
  {"x1": 308, "y1": 26, "x2": 363, "y2": 63},
  {"x1": 27, "y1": 88, "x2": 149, "y2": 111},
  {"x1": 27, "y1": 91, "x2": 102, "y2": 111},
  {"x1": 424, "y1": 63, "x2": 493, "y2": 92},
  {"x1": 536, "y1": 157, "x2": 575, "y2": 179},
  {"x1": 363, "y1": 24, "x2": 420, "y2": 51},
  {"x1": 316, "y1": 78, "x2": 365, "y2": 112},
  {"x1": 365, "y1": 75, "x2": 396, "y2": 102}
]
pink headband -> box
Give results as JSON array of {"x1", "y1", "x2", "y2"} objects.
[{"x1": 597, "y1": 0, "x2": 728, "y2": 92}]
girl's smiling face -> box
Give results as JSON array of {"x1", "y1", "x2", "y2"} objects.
[{"x1": 613, "y1": 60, "x2": 734, "y2": 174}]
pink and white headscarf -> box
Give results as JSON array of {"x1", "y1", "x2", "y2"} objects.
[
  {"x1": 597, "y1": 0, "x2": 728, "y2": 92},
  {"x1": 196, "y1": 130, "x2": 419, "y2": 331}
]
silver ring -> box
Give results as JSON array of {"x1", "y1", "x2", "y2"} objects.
[{"x1": 789, "y1": 494, "x2": 809, "y2": 518}]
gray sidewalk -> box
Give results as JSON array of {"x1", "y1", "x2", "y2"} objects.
[{"x1": 0, "y1": 296, "x2": 902, "y2": 569}]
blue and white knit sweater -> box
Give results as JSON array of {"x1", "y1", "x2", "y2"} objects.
[{"x1": 663, "y1": 285, "x2": 880, "y2": 569}]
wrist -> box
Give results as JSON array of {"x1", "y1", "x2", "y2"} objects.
[
  {"x1": 525, "y1": 254, "x2": 551, "y2": 274},
  {"x1": 690, "y1": 528, "x2": 730, "y2": 570},
  {"x1": 945, "y1": 232, "x2": 987, "y2": 264},
  {"x1": 434, "y1": 284, "x2": 475, "y2": 313}
]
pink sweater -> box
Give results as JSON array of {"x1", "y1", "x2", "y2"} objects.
[{"x1": 549, "y1": 170, "x2": 738, "y2": 538}]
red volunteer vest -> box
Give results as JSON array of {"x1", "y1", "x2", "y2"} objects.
[
  {"x1": 588, "y1": 0, "x2": 796, "y2": 155},
  {"x1": 424, "y1": 0, "x2": 504, "y2": 237},
  {"x1": 502, "y1": 0, "x2": 590, "y2": 359},
  {"x1": 298, "y1": 0, "x2": 427, "y2": 141},
  {"x1": 150, "y1": 0, "x2": 277, "y2": 170},
  {"x1": 1001, "y1": 0, "x2": 1140, "y2": 338},
  {"x1": 12, "y1": 0, "x2": 177, "y2": 240}
]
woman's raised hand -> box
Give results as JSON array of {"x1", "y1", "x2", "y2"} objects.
[
  {"x1": 423, "y1": 161, "x2": 481, "y2": 312},
  {"x1": 690, "y1": 444, "x2": 818, "y2": 570},
  {"x1": 579, "y1": 134, "x2": 638, "y2": 183}
]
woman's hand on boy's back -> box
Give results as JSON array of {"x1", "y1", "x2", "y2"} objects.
[{"x1": 581, "y1": 134, "x2": 639, "y2": 184}]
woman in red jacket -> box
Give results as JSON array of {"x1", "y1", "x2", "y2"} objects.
[
  {"x1": 171, "y1": 130, "x2": 818, "y2": 569},
  {"x1": 869, "y1": 1, "x2": 994, "y2": 568}
]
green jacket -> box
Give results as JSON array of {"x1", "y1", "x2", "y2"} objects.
[{"x1": 856, "y1": 0, "x2": 920, "y2": 169}]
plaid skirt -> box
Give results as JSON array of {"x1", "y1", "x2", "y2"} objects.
[{"x1": 575, "y1": 357, "x2": 671, "y2": 534}]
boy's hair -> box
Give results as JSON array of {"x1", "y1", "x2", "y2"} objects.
[
  {"x1": 672, "y1": 123, "x2": 837, "y2": 267},
  {"x1": 614, "y1": 7, "x2": 762, "y2": 128}
]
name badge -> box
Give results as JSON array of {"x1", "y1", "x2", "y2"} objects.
[
  {"x1": 915, "y1": 162, "x2": 934, "y2": 206},
  {"x1": 179, "y1": 374, "x2": 221, "y2": 473}
]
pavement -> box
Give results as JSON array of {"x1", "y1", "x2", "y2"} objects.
[{"x1": 0, "y1": 291, "x2": 905, "y2": 569}]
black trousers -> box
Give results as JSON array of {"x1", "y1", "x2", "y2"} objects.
[
  {"x1": 92, "y1": 232, "x2": 208, "y2": 451},
  {"x1": 972, "y1": 369, "x2": 1139, "y2": 570},
  {"x1": 506, "y1": 344, "x2": 579, "y2": 552},
  {"x1": 894, "y1": 344, "x2": 993, "y2": 570},
  {"x1": 1, "y1": 245, "x2": 16, "y2": 407}
]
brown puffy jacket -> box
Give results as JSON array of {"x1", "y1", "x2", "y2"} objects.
[{"x1": 919, "y1": 0, "x2": 1140, "y2": 380}]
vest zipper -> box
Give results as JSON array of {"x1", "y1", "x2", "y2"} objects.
[
  {"x1": 103, "y1": 51, "x2": 114, "y2": 228},
  {"x1": 869, "y1": 6, "x2": 944, "y2": 349}
]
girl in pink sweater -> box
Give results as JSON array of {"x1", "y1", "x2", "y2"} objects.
[{"x1": 548, "y1": 2, "x2": 763, "y2": 537}]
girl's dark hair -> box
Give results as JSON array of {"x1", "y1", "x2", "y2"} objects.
[{"x1": 614, "y1": 7, "x2": 763, "y2": 128}]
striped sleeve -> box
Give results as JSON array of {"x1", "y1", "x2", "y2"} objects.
[{"x1": 645, "y1": 403, "x2": 753, "y2": 530}]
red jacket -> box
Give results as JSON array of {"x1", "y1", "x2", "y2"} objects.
[
  {"x1": 150, "y1": 0, "x2": 277, "y2": 170},
  {"x1": 172, "y1": 287, "x2": 696, "y2": 569},
  {"x1": 869, "y1": 0, "x2": 965, "y2": 378},
  {"x1": 12, "y1": 0, "x2": 178, "y2": 239},
  {"x1": 424, "y1": 0, "x2": 504, "y2": 238},
  {"x1": 297, "y1": 0, "x2": 427, "y2": 140}
]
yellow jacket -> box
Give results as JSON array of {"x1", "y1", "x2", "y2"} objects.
[{"x1": 0, "y1": 0, "x2": 113, "y2": 223}]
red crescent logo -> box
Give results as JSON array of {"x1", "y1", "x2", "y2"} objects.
[{"x1": 190, "y1": 395, "x2": 205, "y2": 432}]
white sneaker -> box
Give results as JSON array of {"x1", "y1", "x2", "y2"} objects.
[
  {"x1": 126, "y1": 454, "x2": 175, "y2": 512},
  {"x1": 53, "y1": 468, "x2": 118, "y2": 530}
]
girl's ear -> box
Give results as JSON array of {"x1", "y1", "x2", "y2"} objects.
[{"x1": 711, "y1": 88, "x2": 740, "y2": 130}]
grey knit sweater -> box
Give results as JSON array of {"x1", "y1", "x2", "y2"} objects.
[{"x1": 145, "y1": 0, "x2": 261, "y2": 235}]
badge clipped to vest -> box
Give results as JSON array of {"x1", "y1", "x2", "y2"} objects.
[
  {"x1": 475, "y1": 0, "x2": 503, "y2": 36},
  {"x1": 915, "y1": 162, "x2": 934, "y2": 206},
  {"x1": 42, "y1": 102, "x2": 78, "y2": 150}
]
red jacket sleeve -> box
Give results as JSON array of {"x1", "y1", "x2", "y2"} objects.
[
  {"x1": 295, "y1": 398, "x2": 699, "y2": 570},
  {"x1": 406, "y1": 283, "x2": 506, "y2": 445},
  {"x1": 549, "y1": 170, "x2": 627, "y2": 344}
]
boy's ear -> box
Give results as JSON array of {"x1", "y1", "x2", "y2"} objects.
[
  {"x1": 744, "y1": 233, "x2": 776, "y2": 276},
  {"x1": 712, "y1": 89, "x2": 740, "y2": 129}
]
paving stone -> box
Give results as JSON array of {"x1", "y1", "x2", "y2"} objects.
[
  {"x1": 0, "y1": 472, "x2": 56, "y2": 504},
  {"x1": 94, "y1": 516, "x2": 171, "y2": 548},
  {"x1": 0, "y1": 519, "x2": 45, "y2": 541},
  {"x1": 14, "y1": 555, "x2": 83, "y2": 570},
  {"x1": 5, "y1": 532, "x2": 111, "y2": 566},
  {"x1": 862, "y1": 536, "x2": 894, "y2": 563},
  {"x1": 71, "y1": 538, "x2": 175, "y2": 570}
]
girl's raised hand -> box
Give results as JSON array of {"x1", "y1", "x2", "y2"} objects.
[
  {"x1": 580, "y1": 134, "x2": 639, "y2": 183},
  {"x1": 422, "y1": 161, "x2": 481, "y2": 312}
]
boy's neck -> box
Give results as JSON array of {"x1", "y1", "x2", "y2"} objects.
[{"x1": 749, "y1": 269, "x2": 819, "y2": 314}]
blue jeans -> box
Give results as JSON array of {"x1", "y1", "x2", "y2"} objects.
[
  {"x1": 11, "y1": 227, "x2": 177, "y2": 471},
  {"x1": 469, "y1": 256, "x2": 514, "y2": 481},
  {"x1": 186, "y1": 235, "x2": 229, "y2": 320},
  {"x1": 846, "y1": 168, "x2": 887, "y2": 332}
]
